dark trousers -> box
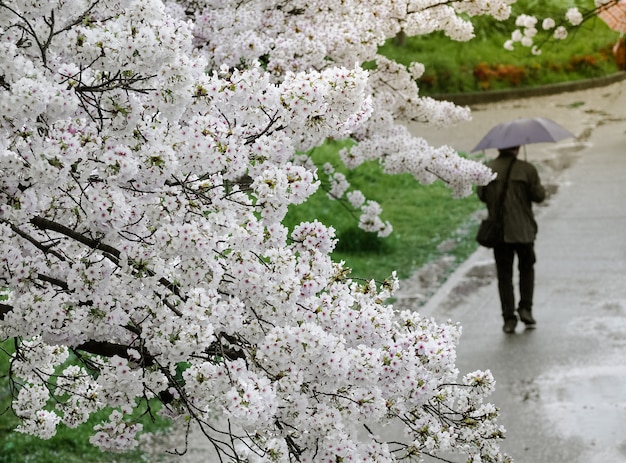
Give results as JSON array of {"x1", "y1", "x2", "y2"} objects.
[{"x1": 493, "y1": 242, "x2": 536, "y2": 321}]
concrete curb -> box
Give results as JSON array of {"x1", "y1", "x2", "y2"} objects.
[{"x1": 432, "y1": 71, "x2": 626, "y2": 106}]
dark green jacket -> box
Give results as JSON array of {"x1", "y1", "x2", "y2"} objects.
[{"x1": 477, "y1": 152, "x2": 546, "y2": 243}]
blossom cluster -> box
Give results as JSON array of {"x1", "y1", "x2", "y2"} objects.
[
  {"x1": 183, "y1": 0, "x2": 496, "y2": 211},
  {"x1": 0, "y1": 1, "x2": 516, "y2": 462},
  {"x1": 505, "y1": 1, "x2": 611, "y2": 54}
]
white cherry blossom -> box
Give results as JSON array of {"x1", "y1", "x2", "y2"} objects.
[
  {"x1": 0, "y1": 1, "x2": 521, "y2": 461},
  {"x1": 565, "y1": 7, "x2": 584, "y2": 26},
  {"x1": 506, "y1": 2, "x2": 615, "y2": 52}
]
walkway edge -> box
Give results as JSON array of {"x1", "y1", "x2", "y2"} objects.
[{"x1": 433, "y1": 71, "x2": 626, "y2": 106}]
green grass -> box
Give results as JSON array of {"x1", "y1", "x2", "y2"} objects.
[
  {"x1": 283, "y1": 141, "x2": 485, "y2": 282},
  {"x1": 380, "y1": 0, "x2": 621, "y2": 95}
]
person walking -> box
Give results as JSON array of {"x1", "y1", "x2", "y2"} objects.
[{"x1": 477, "y1": 146, "x2": 546, "y2": 333}]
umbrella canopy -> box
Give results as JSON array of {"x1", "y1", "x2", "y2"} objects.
[
  {"x1": 471, "y1": 117, "x2": 576, "y2": 152},
  {"x1": 598, "y1": 0, "x2": 626, "y2": 33}
]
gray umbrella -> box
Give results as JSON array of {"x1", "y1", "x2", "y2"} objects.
[{"x1": 471, "y1": 117, "x2": 576, "y2": 152}]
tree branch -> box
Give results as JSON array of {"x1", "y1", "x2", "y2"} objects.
[
  {"x1": 0, "y1": 303, "x2": 11, "y2": 320},
  {"x1": 75, "y1": 340, "x2": 156, "y2": 367},
  {"x1": 74, "y1": 71, "x2": 157, "y2": 94},
  {"x1": 28, "y1": 216, "x2": 187, "y2": 306},
  {"x1": 30, "y1": 216, "x2": 121, "y2": 262},
  {"x1": 4, "y1": 220, "x2": 67, "y2": 262}
]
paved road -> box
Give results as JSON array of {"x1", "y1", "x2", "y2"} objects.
[{"x1": 411, "y1": 81, "x2": 626, "y2": 462}]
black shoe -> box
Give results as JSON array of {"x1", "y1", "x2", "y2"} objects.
[
  {"x1": 502, "y1": 318, "x2": 517, "y2": 334},
  {"x1": 518, "y1": 309, "x2": 536, "y2": 328}
]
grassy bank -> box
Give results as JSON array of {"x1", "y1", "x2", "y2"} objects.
[
  {"x1": 283, "y1": 141, "x2": 485, "y2": 282},
  {"x1": 380, "y1": 0, "x2": 621, "y2": 95}
]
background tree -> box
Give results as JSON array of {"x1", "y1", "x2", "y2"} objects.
[{"x1": 0, "y1": 1, "x2": 521, "y2": 461}]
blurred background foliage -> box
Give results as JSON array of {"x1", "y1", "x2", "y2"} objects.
[{"x1": 380, "y1": 0, "x2": 621, "y2": 95}]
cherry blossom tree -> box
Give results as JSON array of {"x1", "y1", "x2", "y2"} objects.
[{"x1": 1, "y1": 1, "x2": 519, "y2": 461}]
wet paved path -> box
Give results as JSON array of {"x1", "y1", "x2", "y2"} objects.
[{"x1": 415, "y1": 81, "x2": 626, "y2": 462}]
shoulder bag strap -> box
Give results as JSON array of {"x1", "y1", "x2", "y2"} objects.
[{"x1": 495, "y1": 158, "x2": 516, "y2": 221}]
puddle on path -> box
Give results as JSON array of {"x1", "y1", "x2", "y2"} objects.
[{"x1": 537, "y1": 352, "x2": 626, "y2": 462}]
